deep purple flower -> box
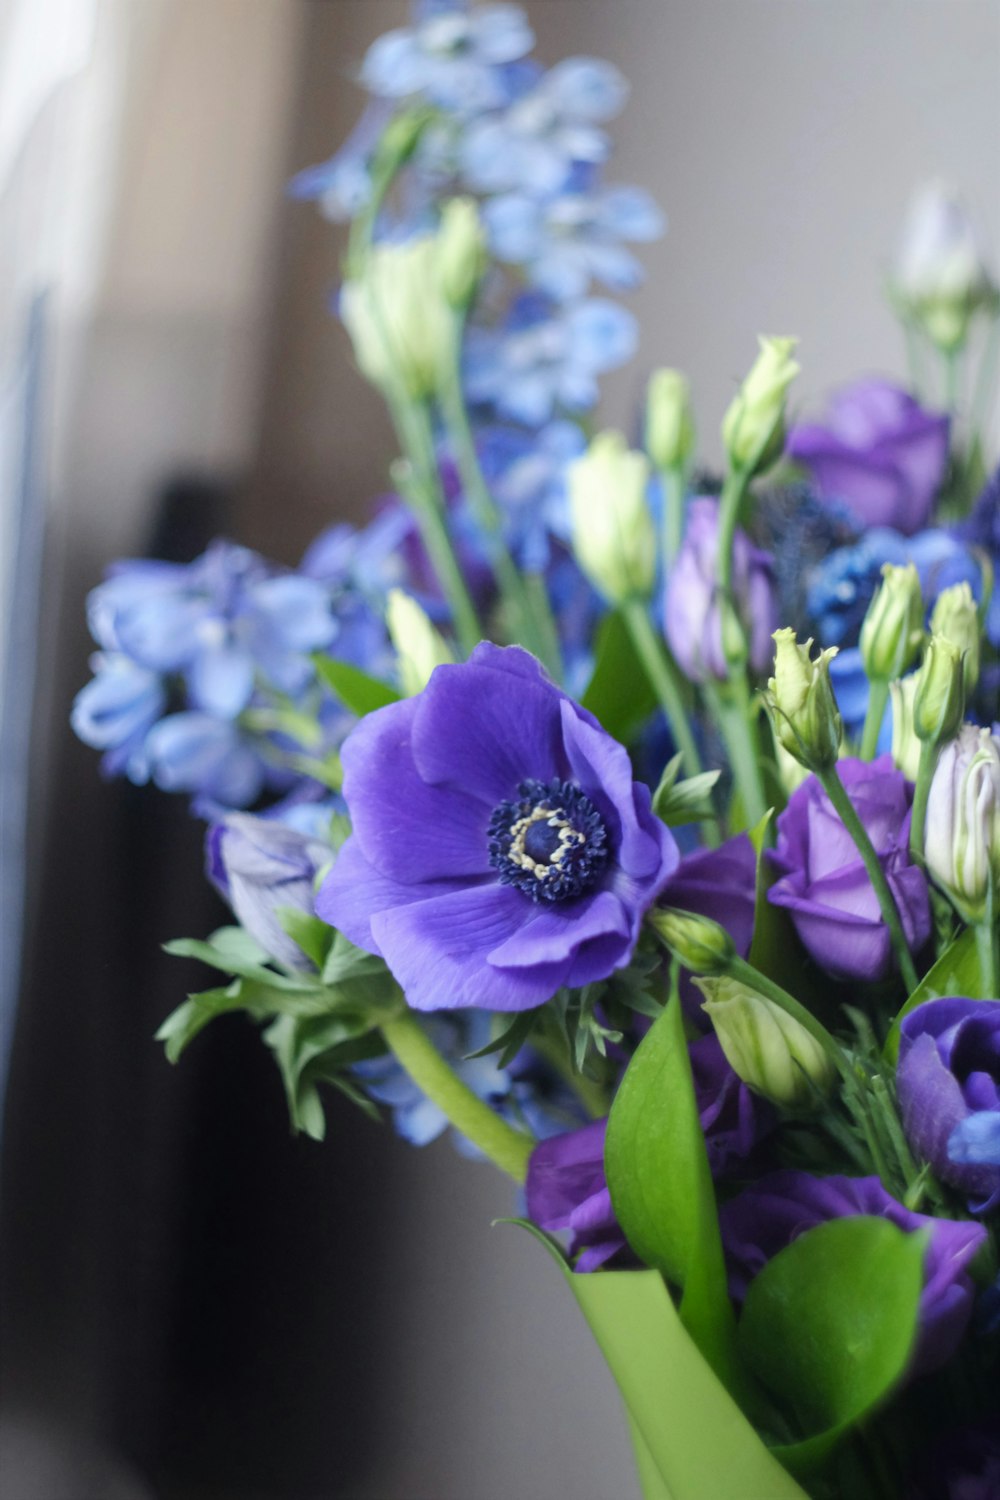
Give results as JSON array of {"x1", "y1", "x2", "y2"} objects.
[
  {"x1": 898, "y1": 998, "x2": 1000, "y2": 1213},
  {"x1": 664, "y1": 498, "x2": 777, "y2": 683},
  {"x1": 719, "y1": 1170, "x2": 987, "y2": 1374},
  {"x1": 788, "y1": 379, "x2": 950, "y2": 534},
  {"x1": 689, "y1": 1032, "x2": 771, "y2": 1176},
  {"x1": 526, "y1": 1119, "x2": 626, "y2": 1271},
  {"x1": 660, "y1": 833, "x2": 757, "y2": 1021},
  {"x1": 768, "y1": 756, "x2": 931, "y2": 982},
  {"x1": 207, "y1": 812, "x2": 333, "y2": 969},
  {"x1": 316, "y1": 644, "x2": 678, "y2": 1011}
]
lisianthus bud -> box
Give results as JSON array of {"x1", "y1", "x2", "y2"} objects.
[
  {"x1": 766, "y1": 629, "x2": 842, "y2": 771},
  {"x1": 912, "y1": 636, "x2": 965, "y2": 748},
  {"x1": 341, "y1": 235, "x2": 451, "y2": 399},
  {"x1": 645, "y1": 368, "x2": 695, "y2": 472},
  {"x1": 696, "y1": 975, "x2": 836, "y2": 1109},
  {"x1": 649, "y1": 906, "x2": 735, "y2": 974},
  {"x1": 721, "y1": 336, "x2": 800, "y2": 476},
  {"x1": 567, "y1": 431, "x2": 655, "y2": 604},
  {"x1": 890, "y1": 674, "x2": 921, "y2": 782},
  {"x1": 892, "y1": 182, "x2": 999, "y2": 352},
  {"x1": 437, "y1": 197, "x2": 486, "y2": 311},
  {"x1": 930, "y1": 581, "x2": 980, "y2": 694},
  {"x1": 924, "y1": 723, "x2": 1000, "y2": 921},
  {"x1": 859, "y1": 562, "x2": 924, "y2": 683},
  {"x1": 386, "y1": 588, "x2": 454, "y2": 696}
]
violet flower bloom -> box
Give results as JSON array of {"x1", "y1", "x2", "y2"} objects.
[
  {"x1": 660, "y1": 833, "x2": 757, "y2": 1022},
  {"x1": 768, "y1": 756, "x2": 930, "y2": 982},
  {"x1": 898, "y1": 998, "x2": 1000, "y2": 1214},
  {"x1": 788, "y1": 379, "x2": 950, "y2": 535},
  {"x1": 207, "y1": 812, "x2": 333, "y2": 970},
  {"x1": 719, "y1": 1170, "x2": 987, "y2": 1375},
  {"x1": 317, "y1": 645, "x2": 678, "y2": 1011},
  {"x1": 664, "y1": 498, "x2": 777, "y2": 683}
]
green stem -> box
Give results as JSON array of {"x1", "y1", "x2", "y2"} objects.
[
  {"x1": 727, "y1": 954, "x2": 845, "y2": 1074},
  {"x1": 902, "y1": 318, "x2": 927, "y2": 400},
  {"x1": 659, "y1": 466, "x2": 685, "y2": 569},
  {"x1": 530, "y1": 1030, "x2": 609, "y2": 1120},
  {"x1": 943, "y1": 344, "x2": 962, "y2": 420},
  {"x1": 523, "y1": 570, "x2": 565, "y2": 683},
  {"x1": 860, "y1": 678, "x2": 890, "y2": 761},
  {"x1": 621, "y1": 599, "x2": 703, "y2": 780},
  {"x1": 909, "y1": 739, "x2": 938, "y2": 862},
  {"x1": 715, "y1": 467, "x2": 751, "y2": 603},
  {"x1": 438, "y1": 343, "x2": 562, "y2": 676},
  {"x1": 816, "y1": 766, "x2": 921, "y2": 994},
  {"x1": 389, "y1": 394, "x2": 483, "y2": 657},
  {"x1": 975, "y1": 917, "x2": 998, "y2": 999},
  {"x1": 703, "y1": 678, "x2": 769, "y2": 830},
  {"x1": 380, "y1": 1009, "x2": 533, "y2": 1183}
]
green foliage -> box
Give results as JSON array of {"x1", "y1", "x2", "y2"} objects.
[
  {"x1": 265, "y1": 1013, "x2": 385, "y2": 1140},
  {"x1": 604, "y1": 994, "x2": 740, "y2": 1396},
  {"x1": 463, "y1": 1007, "x2": 542, "y2": 1069},
  {"x1": 313, "y1": 652, "x2": 401, "y2": 716},
  {"x1": 581, "y1": 609, "x2": 660, "y2": 743},
  {"x1": 885, "y1": 925, "x2": 986, "y2": 1062},
  {"x1": 738, "y1": 1217, "x2": 924, "y2": 1473},
  {"x1": 652, "y1": 754, "x2": 721, "y2": 825}
]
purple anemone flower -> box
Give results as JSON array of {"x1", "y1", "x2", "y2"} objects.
[
  {"x1": 316, "y1": 644, "x2": 678, "y2": 1011},
  {"x1": 719, "y1": 1170, "x2": 987, "y2": 1375},
  {"x1": 788, "y1": 379, "x2": 950, "y2": 535},
  {"x1": 898, "y1": 998, "x2": 1000, "y2": 1214},
  {"x1": 768, "y1": 756, "x2": 930, "y2": 982}
]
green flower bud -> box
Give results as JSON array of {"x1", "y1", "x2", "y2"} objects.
[
  {"x1": 645, "y1": 368, "x2": 695, "y2": 472},
  {"x1": 889, "y1": 674, "x2": 921, "y2": 782},
  {"x1": 386, "y1": 589, "x2": 454, "y2": 696},
  {"x1": 437, "y1": 197, "x2": 486, "y2": 311},
  {"x1": 924, "y1": 724, "x2": 1000, "y2": 922},
  {"x1": 891, "y1": 182, "x2": 1000, "y2": 354},
  {"x1": 648, "y1": 907, "x2": 735, "y2": 975},
  {"x1": 696, "y1": 975, "x2": 837, "y2": 1109},
  {"x1": 567, "y1": 431, "x2": 656, "y2": 604},
  {"x1": 913, "y1": 635, "x2": 965, "y2": 748},
  {"x1": 721, "y1": 336, "x2": 800, "y2": 476},
  {"x1": 766, "y1": 628, "x2": 842, "y2": 771},
  {"x1": 341, "y1": 235, "x2": 452, "y2": 400},
  {"x1": 930, "y1": 581, "x2": 980, "y2": 694},
  {"x1": 859, "y1": 563, "x2": 924, "y2": 683}
]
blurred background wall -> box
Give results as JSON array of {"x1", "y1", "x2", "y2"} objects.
[{"x1": 1, "y1": 3, "x2": 998, "y2": 1498}]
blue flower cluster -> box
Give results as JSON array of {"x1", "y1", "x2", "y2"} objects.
[
  {"x1": 73, "y1": 541, "x2": 344, "y2": 810},
  {"x1": 291, "y1": 0, "x2": 663, "y2": 574}
]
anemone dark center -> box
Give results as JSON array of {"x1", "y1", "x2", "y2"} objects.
[{"x1": 488, "y1": 778, "x2": 608, "y2": 903}]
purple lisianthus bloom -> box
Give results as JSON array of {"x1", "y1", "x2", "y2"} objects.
[
  {"x1": 526, "y1": 1119, "x2": 625, "y2": 1270},
  {"x1": 659, "y1": 833, "x2": 757, "y2": 1021},
  {"x1": 719, "y1": 1170, "x2": 987, "y2": 1375},
  {"x1": 664, "y1": 498, "x2": 777, "y2": 683},
  {"x1": 689, "y1": 1032, "x2": 771, "y2": 1176},
  {"x1": 897, "y1": 998, "x2": 1000, "y2": 1214},
  {"x1": 317, "y1": 645, "x2": 678, "y2": 1011},
  {"x1": 788, "y1": 379, "x2": 950, "y2": 534},
  {"x1": 207, "y1": 812, "x2": 334, "y2": 969},
  {"x1": 768, "y1": 756, "x2": 930, "y2": 982}
]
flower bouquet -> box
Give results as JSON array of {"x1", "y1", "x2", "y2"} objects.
[{"x1": 72, "y1": 3, "x2": 1000, "y2": 1496}]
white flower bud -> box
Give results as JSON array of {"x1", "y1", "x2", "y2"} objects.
[
  {"x1": 567, "y1": 431, "x2": 656, "y2": 604},
  {"x1": 890, "y1": 674, "x2": 921, "y2": 782},
  {"x1": 437, "y1": 197, "x2": 486, "y2": 311},
  {"x1": 341, "y1": 234, "x2": 452, "y2": 399},
  {"x1": 912, "y1": 635, "x2": 965, "y2": 748},
  {"x1": 696, "y1": 975, "x2": 837, "y2": 1109},
  {"x1": 930, "y1": 581, "x2": 980, "y2": 695},
  {"x1": 766, "y1": 629, "x2": 842, "y2": 771},
  {"x1": 648, "y1": 907, "x2": 735, "y2": 975},
  {"x1": 893, "y1": 182, "x2": 999, "y2": 352},
  {"x1": 386, "y1": 589, "x2": 454, "y2": 696},
  {"x1": 645, "y1": 368, "x2": 695, "y2": 472},
  {"x1": 924, "y1": 724, "x2": 1000, "y2": 921},
  {"x1": 721, "y1": 336, "x2": 800, "y2": 476},
  {"x1": 859, "y1": 563, "x2": 924, "y2": 684}
]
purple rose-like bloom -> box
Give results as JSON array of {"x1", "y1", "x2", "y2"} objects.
[
  {"x1": 317, "y1": 645, "x2": 678, "y2": 1012},
  {"x1": 660, "y1": 833, "x2": 757, "y2": 1022},
  {"x1": 664, "y1": 498, "x2": 777, "y2": 683},
  {"x1": 528, "y1": 1034, "x2": 767, "y2": 1270},
  {"x1": 768, "y1": 756, "x2": 930, "y2": 982},
  {"x1": 788, "y1": 379, "x2": 950, "y2": 535},
  {"x1": 719, "y1": 1170, "x2": 987, "y2": 1375},
  {"x1": 898, "y1": 998, "x2": 1000, "y2": 1214}
]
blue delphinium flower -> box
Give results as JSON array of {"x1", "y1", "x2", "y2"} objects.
[
  {"x1": 71, "y1": 653, "x2": 165, "y2": 782},
  {"x1": 477, "y1": 419, "x2": 585, "y2": 568},
  {"x1": 360, "y1": 1, "x2": 534, "y2": 115}
]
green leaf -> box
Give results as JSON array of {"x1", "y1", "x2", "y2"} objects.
[
  {"x1": 264, "y1": 1012, "x2": 384, "y2": 1139},
  {"x1": 653, "y1": 757, "x2": 721, "y2": 825},
  {"x1": 550, "y1": 1259, "x2": 806, "y2": 1499},
  {"x1": 581, "y1": 609, "x2": 659, "y2": 743},
  {"x1": 885, "y1": 925, "x2": 985, "y2": 1062},
  {"x1": 313, "y1": 653, "x2": 401, "y2": 716},
  {"x1": 155, "y1": 976, "x2": 351, "y2": 1063},
  {"x1": 464, "y1": 1007, "x2": 541, "y2": 1068},
  {"x1": 738, "y1": 1216, "x2": 925, "y2": 1473},
  {"x1": 276, "y1": 907, "x2": 335, "y2": 970},
  {"x1": 604, "y1": 994, "x2": 739, "y2": 1393}
]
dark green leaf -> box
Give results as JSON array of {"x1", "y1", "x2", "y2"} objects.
[
  {"x1": 264, "y1": 1012, "x2": 385, "y2": 1139},
  {"x1": 464, "y1": 1008, "x2": 541, "y2": 1068},
  {"x1": 653, "y1": 761, "x2": 722, "y2": 825},
  {"x1": 276, "y1": 907, "x2": 335, "y2": 970},
  {"x1": 605, "y1": 993, "x2": 741, "y2": 1395},
  {"x1": 885, "y1": 925, "x2": 984, "y2": 1062},
  {"x1": 581, "y1": 609, "x2": 659, "y2": 743},
  {"x1": 313, "y1": 653, "x2": 400, "y2": 716},
  {"x1": 163, "y1": 927, "x2": 315, "y2": 991},
  {"x1": 739, "y1": 1216, "x2": 925, "y2": 1473}
]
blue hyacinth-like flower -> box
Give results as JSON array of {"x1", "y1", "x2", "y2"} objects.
[{"x1": 360, "y1": 1, "x2": 534, "y2": 115}]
